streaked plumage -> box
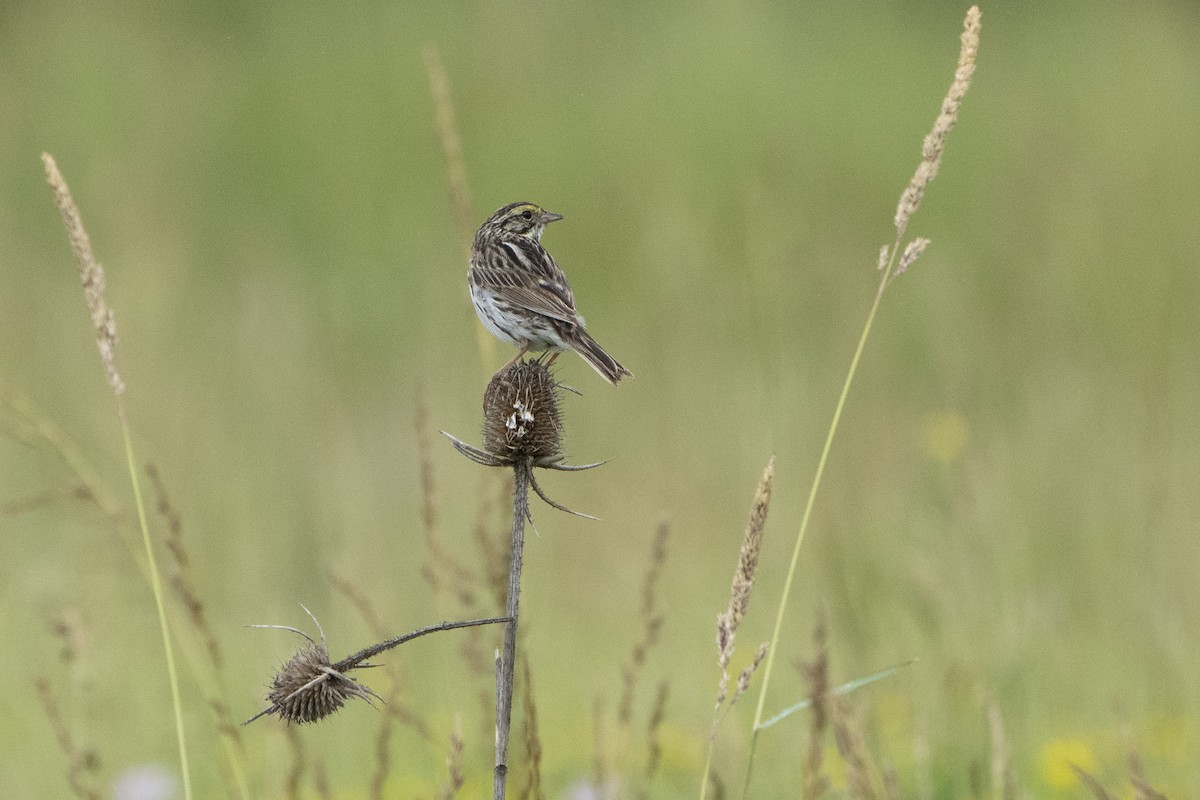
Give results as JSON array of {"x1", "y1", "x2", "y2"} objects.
[{"x1": 468, "y1": 202, "x2": 632, "y2": 385}]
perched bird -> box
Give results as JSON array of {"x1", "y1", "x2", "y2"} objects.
[{"x1": 468, "y1": 202, "x2": 632, "y2": 385}]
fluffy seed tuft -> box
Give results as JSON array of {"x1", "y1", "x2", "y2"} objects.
[{"x1": 894, "y1": 6, "x2": 981, "y2": 236}]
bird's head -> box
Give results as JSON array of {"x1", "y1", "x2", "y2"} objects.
[{"x1": 483, "y1": 202, "x2": 563, "y2": 242}]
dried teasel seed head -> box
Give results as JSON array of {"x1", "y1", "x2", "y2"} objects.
[
  {"x1": 481, "y1": 360, "x2": 564, "y2": 467},
  {"x1": 263, "y1": 640, "x2": 378, "y2": 724}
]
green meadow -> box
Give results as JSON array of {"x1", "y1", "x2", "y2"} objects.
[{"x1": 2, "y1": 2, "x2": 1197, "y2": 797}]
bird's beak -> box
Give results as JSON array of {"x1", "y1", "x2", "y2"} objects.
[{"x1": 540, "y1": 211, "x2": 564, "y2": 224}]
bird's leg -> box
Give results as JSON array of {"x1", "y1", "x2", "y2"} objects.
[
  {"x1": 545, "y1": 351, "x2": 561, "y2": 366},
  {"x1": 499, "y1": 342, "x2": 530, "y2": 372}
]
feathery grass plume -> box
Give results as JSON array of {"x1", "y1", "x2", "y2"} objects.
[
  {"x1": 35, "y1": 677, "x2": 102, "y2": 800},
  {"x1": 986, "y1": 703, "x2": 1016, "y2": 800},
  {"x1": 519, "y1": 656, "x2": 546, "y2": 800},
  {"x1": 43, "y1": 152, "x2": 193, "y2": 800},
  {"x1": 732, "y1": 643, "x2": 768, "y2": 705},
  {"x1": 894, "y1": 5, "x2": 981, "y2": 237},
  {"x1": 700, "y1": 459, "x2": 774, "y2": 800},
  {"x1": 245, "y1": 609, "x2": 509, "y2": 725},
  {"x1": 716, "y1": 458, "x2": 774, "y2": 706},
  {"x1": 894, "y1": 237, "x2": 932, "y2": 279},
  {"x1": 1071, "y1": 765, "x2": 1117, "y2": 800},
  {"x1": 618, "y1": 521, "x2": 670, "y2": 726},
  {"x1": 744, "y1": 12, "x2": 981, "y2": 796},
  {"x1": 42, "y1": 155, "x2": 123, "y2": 398},
  {"x1": 831, "y1": 696, "x2": 883, "y2": 800}
]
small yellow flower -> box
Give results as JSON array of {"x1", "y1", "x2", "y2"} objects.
[
  {"x1": 921, "y1": 411, "x2": 969, "y2": 463},
  {"x1": 1040, "y1": 738, "x2": 1096, "y2": 789}
]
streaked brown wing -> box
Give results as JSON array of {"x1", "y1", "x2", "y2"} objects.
[{"x1": 472, "y1": 239, "x2": 578, "y2": 323}]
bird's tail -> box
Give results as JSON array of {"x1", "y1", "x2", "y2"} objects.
[{"x1": 571, "y1": 328, "x2": 633, "y2": 385}]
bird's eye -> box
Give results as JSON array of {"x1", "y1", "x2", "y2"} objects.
[{"x1": 521, "y1": 210, "x2": 533, "y2": 220}]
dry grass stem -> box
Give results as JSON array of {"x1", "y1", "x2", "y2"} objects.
[
  {"x1": 147, "y1": 464, "x2": 223, "y2": 670},
  {"x1": 423, "y1": 43, "x2": 474, "y2": 260},
  {"x1": 34, "y1": 677, "x2": 102, "y2": 800},
  {"x1": 475, "y1": 472, "x2": 513, "y2": 611},
  {"x1": 370, "y1": 705, "x2": 398, "y2": 800},
  {"x1": 1, "y1": 391, "x2": 121, "y2": 519},
  {"x1": 831, "y1": 696, "x2": 882, "y2": 800},
  {"x1": 41, "y1": 153, "x2": 124, "y2": 398},
  {"x1": 283, "y1": 724, "x2": 306, "y2": 800},
  {"x1": 1127, "y1": 747, "x2": 1167, "y2": 800},
  {"x1": 417, "y1": 394, "x2": 484, "y2": 609},
  {"x1": 592, "y1": 693, "x2": 609, "y2": 793},
  {"x1": 437, "y1": 716, "x2": 467, "y2": 800},
  {"x1": 894, "y1": 6, "x2": 981, "y2": 237},
  {"x1": 618, "y1": 521, "x2": 670, "y2": 726},
  {"x1": 716, "y1": 457, "x2": 774, "y2": 706},
  {"x1": 986, "y1": 703, "x2": 1015, "y2": 800},
  {"x1": 48, "y1": 610, "x2": 90, "y2": 676},
  {"x1": 913, "y1": 714, "x2": 933, "y2": 800},
  {"x1": 1132, "y1": 776, "x2": 1168, "y2": 800},
  {"x1": 798, "y1": 617, "x2": 831, "y2": 800},
  {"x1": 1071, "y1": 765, "x2": 1117, "y2": 800},
  {"x1": 882, "y1": 763, "x2": 902, "y2": 800},
  {"x1": 644, "y1": 681, "x2": 669, "y2": 784},
  {"x1": 519, "y1": 657, "x2": 545, "y2": 800}
]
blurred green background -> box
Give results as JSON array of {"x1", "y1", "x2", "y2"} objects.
[{"x1": 3, "y1": 1, "x2": 1199, "y2": 797}]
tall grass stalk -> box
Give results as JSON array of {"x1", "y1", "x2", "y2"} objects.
[
  {"x1": 43, "y1": 153, "x2": 193, "y2": 800},
  {"x1": 740, "y1": 8, "x2": 980, "y2": 797}
]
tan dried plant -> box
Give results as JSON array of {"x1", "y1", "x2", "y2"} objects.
[{"x1": 700, "y1": 458, "x2": 775, "y2": 800}]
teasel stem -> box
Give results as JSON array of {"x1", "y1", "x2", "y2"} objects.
[{"x1": 494, "y1": 459, "x2": 530, "y2": 800}]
